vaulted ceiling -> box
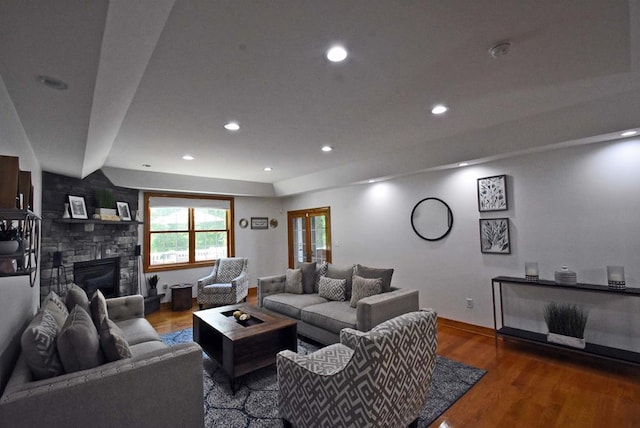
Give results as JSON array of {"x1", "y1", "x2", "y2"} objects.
[{"x1": 1, "y1": 1, "x2": 638, "y2": 196}]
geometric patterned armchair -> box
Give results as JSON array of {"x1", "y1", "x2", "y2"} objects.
[
  {"x1": 277, "y1": 309, "x2": 438, "y2": 428},
  {"x1": 196, "y1": 257, "x2": 249, "y2": 309}
]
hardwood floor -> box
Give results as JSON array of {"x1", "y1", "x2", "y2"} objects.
[{"x1": 147, "y1": 294, "x2": 640, "y2": 428}]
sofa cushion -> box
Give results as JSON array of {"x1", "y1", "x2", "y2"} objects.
[
  {"x1": 285, "y1": 268, "x2": 303, "y2": 294},
  {"x1": 99, "y1": 318, "x2": 132, "y2": 362},
  {"x1": 20, "y1": 310, "x2": 64, "y2": 380},
  {"x1": 90, "y1": 289, "x2": 108, "y2": 330},
  {"x1": 314, "y1": 262, "x2": 329, "y2": 292},
  {"x1": 354, "y1": 264, "x2": 394, "y2": 293},
  {"x1": 301, "y1": 301, "x2": 357, "y2": 334},
  {"x1": 263, "y1": 293, "x2": 328, "y2": 319},
  {"x1": 350, "y1": 275, "x2": 383, "y2": 307},
  {"x1": 66, "y1": 283, "x2": 90, "y2": 313},
  {"x1": 57, "y1": 306, "x2": 104, "y2": 373},
  {"x1": 299, "y1": 262, "x2": 317, "y2": 294},
  {"x1": 115, "y1": 318, "x2": 162, "y2": 345},
  {"x1": 42, "y1": 291, "x2": 69, "y2": 328},
  {"x1": 203, "y1": 283, "x2": 233, "y2": 294},
  {"x1": 325, "y1": 264, "x2": 355, "y2": 298},
  {"x1": 129, "y1": 340, "x2": 168, "y2": 358},
  {"x1": 318, "y1": 276, "x2": 346, "y2": 302}
]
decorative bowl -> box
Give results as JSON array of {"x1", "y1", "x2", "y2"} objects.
[{"x1": 0, "y1": 240, "x2": 19, "y2": 255}]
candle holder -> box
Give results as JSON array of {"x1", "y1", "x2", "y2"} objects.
[
  {"x1": 607, "y1": 266, "x2": 626, "y2": 289},
  {"x1": 525, "y1": 262, "x2": 539, "y2": 281}
]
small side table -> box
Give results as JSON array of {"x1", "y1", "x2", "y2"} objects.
[
  {"x1": 144, "y1": 293, "x2": 165, "y2": 315},
  {"x1": 170, "y1": 283, "x2": 194, "y2": 311}
]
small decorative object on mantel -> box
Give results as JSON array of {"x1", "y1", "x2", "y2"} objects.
[
  {"x1": 544, "y1": 302, "x2": 588, "y2": 349},
  {"x1": 62, "y1": 203, "x2": 70, "y2": 219},
  {"x1": 554, "y1": 266, "x2": 577, "y2": 285},
  {"x1": 95, "y1": 190, "x2": 117, "y2": 218},
  {"x1": 606, "y1": 265, "x2": 626, "y2": 289},
  {"x1": 525, "y1": 262, "x2": 539, "y2": 281}
]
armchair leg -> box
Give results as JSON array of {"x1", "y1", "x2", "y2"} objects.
[
  {"x1": 282, "y1": 419, "x2": 293, "y2": 428},
  {"x1": 408, "y1": 418, "x2": 418, "y2": 428}
]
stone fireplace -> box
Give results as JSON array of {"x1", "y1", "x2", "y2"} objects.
[{"x1": 40, "y1": 170, "x2": 140, "y2": 297}]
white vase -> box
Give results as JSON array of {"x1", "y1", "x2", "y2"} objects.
[
  {"x1": 547, "y1": 332, "x2": 586, "y2": 349},
  {"x1": 62, "y1": 203, "x2": 70, "y2": 219}
]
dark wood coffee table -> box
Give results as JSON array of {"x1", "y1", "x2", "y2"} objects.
[{"x1": 193, "y1": 303, "x2": 297, "y2": 392}]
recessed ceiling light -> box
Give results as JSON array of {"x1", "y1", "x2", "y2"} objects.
[
  {"x1": 37, "y1": 75, "x2": 68, "y2": 90},
  {"x1": 368, "y1": 179, "x2": 376, "y2": 183},
  {"x1": 621, "y1": 130, "x2": 637, "y2": 137},
  {"x1": 458, "y1": 162, "x2": 469, "y2": 167},
  {"x1": 224, "y1": 122, "x2": 240, "y2": 131},
  {"x1": 431, "y1": 105, "x2": 448, "y2": 115},
  {"x1": 321, "y1": 145, "x2": 334, "y2": 152},
  {"x1": 326, "y1": 46, "x2": 348, "y2": 62},
  {"x1": 264, "y1": 167, "x2": 273, "y2": 172},
  {"x1": 182, "y1": 154, "x2": 194, "y2": 160}
]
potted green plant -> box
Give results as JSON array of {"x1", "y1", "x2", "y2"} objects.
[
  {"x1": 0, "y1": 221, "x2": 19, "y2": 255},
  {"x1": 544, "y1": 302, "x2": 589, "y2": 349},
  {"x1": 95, "y1": 190, "x2": 117, "y2": 216},
  {"x1": 147, "y1": 274, "x2": 160, "y2": 296}
]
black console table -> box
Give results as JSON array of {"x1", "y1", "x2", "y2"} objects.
[
  {"x1": 492, "y1": 276, "x2": 640, "y2": 364},
  {"x1": 144, "y1": 293, "x2": 165, "y2": 315}
]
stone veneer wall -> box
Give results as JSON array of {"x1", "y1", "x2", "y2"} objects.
[{"x1": 40, "y1": 170, "x2": 140, "y2": 297}]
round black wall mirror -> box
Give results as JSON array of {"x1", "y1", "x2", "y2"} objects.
[{"x1": 410, "y1": 197, "x2": 454, "y2": 241}]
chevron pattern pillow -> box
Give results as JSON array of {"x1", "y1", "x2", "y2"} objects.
[
  {"x1": 318, "y1": 276, "x2": 346, "y2": 301},
  {"x1": 216, "y1": 258, "x2": 245, "y2": 283},
  {"x1": 20, "y1": 310, "x2": 64, "y2": 380}
]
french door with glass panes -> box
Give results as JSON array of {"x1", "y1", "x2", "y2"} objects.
[{"x1": 287, "y1": 207, "x2": 331, "y2": 268}]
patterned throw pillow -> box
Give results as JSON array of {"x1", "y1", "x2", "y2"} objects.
[
  {"x1": 42, "y1": 291, "x2": 69, "y2": 328},
  {"x1": 216, "y1": 258, "x2": 245, "y2": 283},
  {"x1": 90, "y1": 289, "x2": 108, "y2": 330},
  {"x1": 314, "y1": 262, "x2": 329, "y2": 293},
  {"x1": 99, "y1": 318, "x2": 132, "y2": 362},
  {"x1": 318, "y1": 276, "x2": 346, "y2": 301},
  {"x1": 20, "y1": 310, "x2": 64, "y2": 380},
  {"x1": 65, "y1": 283, "x2": 90, "y2": 313},
  {"x1": 285, "y1": 268, "x2": 303, "y2": 294},
  {"x1": 57, "y1": 306, "x2": 105, "y2": 373},
  {"x1": 326, "y1": 264, "x2": 355, "y2": 299},
  {"x1": 354, "y1": 264, "x2": 394, "y2": 293},
  {"x1": 350, "y1": 275, "x2": 383, "y2": 308}
]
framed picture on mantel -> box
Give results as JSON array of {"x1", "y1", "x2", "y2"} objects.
[
  {"x1": 68, "y1": 195, "x2": 88, "y2": 219},
  {"x1": 116, "y1": 201, "x2": 132, "y2": 221}
]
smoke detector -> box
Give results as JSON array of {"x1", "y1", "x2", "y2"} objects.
[{"x1": 489, "y1": 41, "x2": 512, "y2": 59}]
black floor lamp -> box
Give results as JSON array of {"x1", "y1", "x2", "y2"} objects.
[{"x1": 135, "y1": 245, "x2": 142, "y2": 295}]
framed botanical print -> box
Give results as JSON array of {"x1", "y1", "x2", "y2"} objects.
[
  {"x1": 477, "y1": 174, "x2": 508, "y2": 212},
  {"x1": 479, "y1": 218, "x2": 510, "y2": 254}
]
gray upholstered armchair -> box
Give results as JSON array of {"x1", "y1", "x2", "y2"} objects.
[
  {"x1": 196, "y1": 257, "x2": 249, "y2": 309},
  {"x1": 277, "y1": 309, "x2": 438, "y2": 428}
]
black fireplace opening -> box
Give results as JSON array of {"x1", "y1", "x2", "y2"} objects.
[{"x1": 73, "y1": 257, "x2": 120, "y2": 298}]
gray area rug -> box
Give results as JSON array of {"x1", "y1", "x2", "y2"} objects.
[{"x1": 162, "y1": 328, "x2": 485, "y2": 427}]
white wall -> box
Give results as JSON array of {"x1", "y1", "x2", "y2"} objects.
[
  {"x1": 0, "y1": 76, "x2": 42, "y2": 362},
  {"x1": 136, "y1": 193, "x2": 287, "y2": 301},
  {"x1": 282, "y1": 138, "x2": 640, "y2": 351}
]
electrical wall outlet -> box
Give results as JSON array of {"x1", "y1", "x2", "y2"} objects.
[
  {"x1": 163, "y1": 284, "x2": 168, "y2": 290},
  {"x1": 466, "y1": 298, "x2": 474, "y2": 309}
]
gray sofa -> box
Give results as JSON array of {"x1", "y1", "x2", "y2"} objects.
[
  {"x1": 0, "y1": 294, "x2": 204, "y2": 428},
  {"x1": 258, "y1": 263, "x2": 419, "y2": 345}
]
